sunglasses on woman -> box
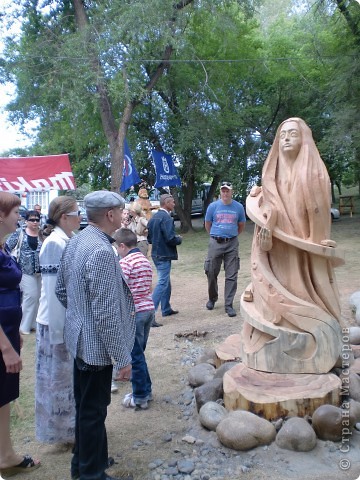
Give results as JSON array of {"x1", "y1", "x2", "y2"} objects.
[{"x1": 27, "y1": 218, "x2": 40, "y2": 223}]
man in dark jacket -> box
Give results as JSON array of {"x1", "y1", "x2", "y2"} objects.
[{"x1": 147, "y1": 194, "x2": 182, "y2": 327}]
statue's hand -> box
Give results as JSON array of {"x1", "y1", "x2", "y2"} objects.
[
  {"x1": 250, "y1": 185, "x2": 262, "y2": 197},
  {"x1": 320, "y1": 239, "x2": 337, "y2": 248},
  {"x1": 258, "y1": 227, "x2": 273, "y2": 251}
]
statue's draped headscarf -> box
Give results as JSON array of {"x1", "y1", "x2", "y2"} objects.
[{"x1": 262, "y1": 117, "x2": 331, "y2": 244}]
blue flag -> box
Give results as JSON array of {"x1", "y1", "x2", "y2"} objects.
[
  {"x1": 151, "y1": 150, "x2": 182, "y2": 188},
  {"x1": 120, "y1": 140, "x2": 141, "y2": 191}
]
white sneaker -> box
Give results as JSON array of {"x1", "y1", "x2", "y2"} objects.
[
  {"x1": 122, "y1": 393, "x2": 148, "y2": 409},
  {"x1": 111, "y1": 381, "x2": 118, "y2": 393}
]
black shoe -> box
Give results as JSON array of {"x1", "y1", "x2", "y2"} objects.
[
  {"x1": 151, "y1": 320, "x2": 163, "y2": 327},
  {"x1": 225, "y1": 306, "x2": 237, "y2": 317},
  {"x1": 206, "y1": 300, "x2": 215, "y2": 310},
  {"x1": 162, "y1": 309, "x2": 179, "y2": 317}
]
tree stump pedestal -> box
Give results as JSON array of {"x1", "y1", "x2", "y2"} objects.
[{"x1": 223, "y1": 363, "x2": 342, "y2": 421}]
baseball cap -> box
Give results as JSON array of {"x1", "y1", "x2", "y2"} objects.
[
  {"x1": 84, "y1": 191, "x2": 125, "y2": 209},
  {"x1": 220, "y1": 181, "x2": 233, "y2": 190}
]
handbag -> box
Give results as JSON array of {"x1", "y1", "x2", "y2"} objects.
[{"x1": 10, "y1": 229, "x2": 24, "y2": 262}]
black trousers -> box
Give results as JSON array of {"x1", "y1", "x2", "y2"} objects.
[
  {"x1": 71, "y1": 359, "x2": 113, "y2": 480},
  {"x1": 205, "y1": 236, "x2": 240, "y2": 307}
]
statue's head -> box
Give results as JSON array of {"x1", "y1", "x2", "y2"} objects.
[
  {"x1": 138, "y1": 188, "x2": 149, "y2": 199},
  {"x1": 279, "y1": 119, "x2": 302, "y2": 160}
]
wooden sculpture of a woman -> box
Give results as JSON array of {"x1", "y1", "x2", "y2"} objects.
[{"x1": 241, "y1": 118, "x2": 343, "y2": 374}]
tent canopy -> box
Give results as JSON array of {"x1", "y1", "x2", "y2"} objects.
[{"x1": 0, "y1": 154, "x2": 76, "y2": 192}]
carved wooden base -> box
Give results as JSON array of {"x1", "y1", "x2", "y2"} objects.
[
  {"x1": 214, "y1": 334, "x2": 242, "y2": 368},
  {"x1": 223, "y1": 363, "x2": 341, "y2": 421}
]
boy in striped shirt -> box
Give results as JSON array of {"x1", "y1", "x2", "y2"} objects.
[{"x1": 114, "y1": 228, "x2": 154, "y2": 409}]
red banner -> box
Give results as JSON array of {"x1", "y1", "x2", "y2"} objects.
[{"x1": 0, "y1": 154, "x2": 76, "y2": 192}]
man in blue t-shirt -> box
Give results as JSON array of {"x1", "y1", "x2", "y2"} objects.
[{"x1": 204, "y1": 182, "x2": 246, "y2": 317}]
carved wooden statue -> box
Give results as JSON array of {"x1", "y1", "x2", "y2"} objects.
[{"x1": 241, "y1": 117, "x2": 344, "y2": 374}]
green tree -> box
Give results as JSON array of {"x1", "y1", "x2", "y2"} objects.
[{"x1": 2, "y1": 0, "x2": 197, "y2": 191}]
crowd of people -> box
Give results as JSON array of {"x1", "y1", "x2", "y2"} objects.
[{"x1": 0, "y1": 178, "x2": 246, "y2": 480}]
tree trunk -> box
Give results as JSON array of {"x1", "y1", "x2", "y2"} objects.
[
  {"x1": 335, "y1": 180, "x2": 342, "y2": 196},
  {"x1": 331, "y1": 180, "x2": 335, "y2": 204},
  {"x1": 203, "y1": 174, "x2": 222, "y2": 215},
  {"x1": 73, "y1": 0, "x2": 121, "y2": 188},
  {"x1": 335, "y1": 0, "x2": 360, "y2": 44},
  {"x1": 72, "y1": 0, "x2": 194, "y2": 193},
  {"x1": 113, "y1": 101, "x2": 138, "y2": 193},
  {"x1": 170, "y1": 188, "x2": 192, "y2": 233}
]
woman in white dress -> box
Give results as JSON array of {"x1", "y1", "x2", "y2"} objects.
[{"x1": 35, "y1": 197, "x2": 81, "y2": 446}]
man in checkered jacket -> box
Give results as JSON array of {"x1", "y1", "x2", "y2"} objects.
[{"x1": 56, "y1": 191, "x2": 135, "y2": 480}]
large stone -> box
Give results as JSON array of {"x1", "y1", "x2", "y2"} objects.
[
  {"x1": 216, "y1": 410, "x2": 276, "y2": 451},
  {"x1": 350, "y1": 373, "x2": 360, "y2": 402},
  {"x1": 312, "y1": 404, "x2": 345, "y2": 441},
  {"x1": 352, "y1": 345, "x2": 360, "y2": 359},
  {"x1": 350, "y1": 358, "x2": 360, "y2": 374},
  {"x1": 275, "y1": 417, "x2": 317, "y2": 452},
  {"x1": 349, "y1": 327, "x2": 360, "y2": 345},
  {"x1": 350, "y1": 399, "x2": 360, "y2": 424},
  {"x1": 188, "y1": 363, "x2": 215, "y2": 387},
  {"x1": 195, "y1": 348, "x2": 217, "y2": 366},
  {"x1": 214, "y1": 361, "x2": 239, "y2": 379},
  {"x1": 199, "y1": 401, "x2": 227, "y2": 431},
  {"x1": 194, "y1": 378, "x2": 223, "y2": 411}
]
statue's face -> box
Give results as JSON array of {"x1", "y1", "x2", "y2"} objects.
[{"x1": 279, "y1": 121, "x2": 302, "y2": 158}]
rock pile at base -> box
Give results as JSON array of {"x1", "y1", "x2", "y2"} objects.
[{"x1": 188, "y1": 352, "x2": 360, "y2": 452}]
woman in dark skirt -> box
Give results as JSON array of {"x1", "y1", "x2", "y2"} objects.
[{"x1": 0, "y1": 192, "x2": 40, "y2": 477}]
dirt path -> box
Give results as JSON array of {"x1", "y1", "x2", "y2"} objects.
[{"x1": 12, "y1": 215, "x2": 360, "y2": 480}]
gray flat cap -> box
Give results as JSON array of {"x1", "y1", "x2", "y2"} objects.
[
  {"x1": 84, "y1": 190, "x2": 125, "y2": 209},
  {"x1": 160, "y1": 194, "x2": 173, "y2": 202}
]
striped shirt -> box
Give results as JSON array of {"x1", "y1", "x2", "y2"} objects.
[{"x1": 120, "y1": 248, "x2": 154, "y2": 313}]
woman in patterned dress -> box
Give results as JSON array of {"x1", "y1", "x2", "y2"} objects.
[
  {"x1": 35, "y1": 196, "x2": 81, "y2": 446},
  {"x1": 0, "y1": 192, "x2": 40, "y2": 476}
]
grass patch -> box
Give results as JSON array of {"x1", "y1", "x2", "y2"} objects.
[{"x1": 10, "y1": 335, "x2": 37, "y2": 441}]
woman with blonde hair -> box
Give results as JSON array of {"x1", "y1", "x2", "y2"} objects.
[
  {"x1": 35, "y1": 196, "x2": 81, "y2": 446},
  {"x1": 0, "y1": 192, "x2": 40, "y2": 476}
]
